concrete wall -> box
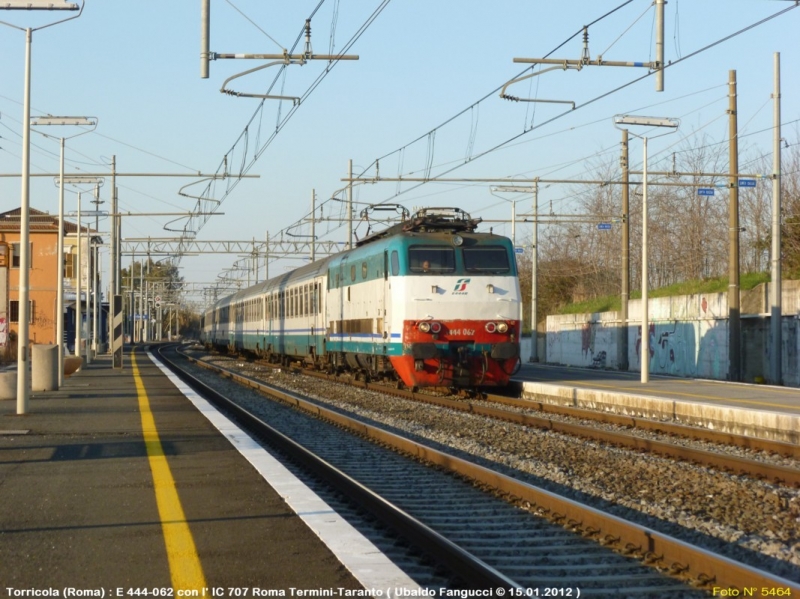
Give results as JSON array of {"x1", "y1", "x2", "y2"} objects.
[{"x1": 546, "y1": 285, "x2": 800, "y2": 387}]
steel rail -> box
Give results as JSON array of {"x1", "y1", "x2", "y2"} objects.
[
  {"x1": 488, "y1": 391, "x2": 800, "y2": 460},
  {"x1": 238, "y1": 357, "x2": 800, "y2": 486},
  {"x1": 179, "y1": 349, "x2": 800, "y2": 593},
  {"x1": 156, "y1": 345, "x2": 520, "y2": 591}
]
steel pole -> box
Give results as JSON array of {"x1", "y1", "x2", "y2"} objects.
[
  {"x1": 728, "y1": 70, "x2": 741, "y2": 382},
  {"x1": 530, "y1": 181, "x2": 539, "y2": 362},
  {"x1": 655, "y1": 0, "x2": 665, "y2": 91},
  {"x1": 75, "y1": 193, "x2": 82, "y2": 360},
  {"x1": 770, "y1": 53, "x2": 782, "y2": 385},
  {"x1": 56, "y1": 137, "x2": 65, "y2": 387},
  {"x1": 16, "y1": 28, "x2": 32, "y2": 415},
  {"x1": 347, "y1": 160, "x2": 353, "y2": 249},
  {"x1": 620, "y1": 129, "x2": 630, "y2": 372},
  {"x1": 311, "y1": 189, "x2": 316, "y2": 262},
  {"x1": 200, "y1": 0, "x2": 210, "y2": 78},
  {"x1": 641, "y1": 136, "x2": 649, "y2": 384},
  {"x1": 91, "y1": 184, "x2": 99, "y2": 358}
]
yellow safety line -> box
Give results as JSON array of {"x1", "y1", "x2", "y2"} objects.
[{"x1": 132, "y1": 351, "x2": 207, "y2": 591}]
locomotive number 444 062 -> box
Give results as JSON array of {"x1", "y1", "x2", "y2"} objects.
[{"x1": 448, "y1": 329, "x2": 475, "y2": 337}]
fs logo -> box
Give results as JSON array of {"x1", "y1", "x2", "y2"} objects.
[{"x1": 452, "y1": 278, "x2": 471, "y2": 295}]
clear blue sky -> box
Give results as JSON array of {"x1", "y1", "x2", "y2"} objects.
[{"x1": 0, "y1": 1, "x2": 797, "y2": 305}]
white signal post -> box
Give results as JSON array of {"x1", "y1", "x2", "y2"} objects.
[{"x1": 614, "y1": 115, "x2": 680, "y2": 383}]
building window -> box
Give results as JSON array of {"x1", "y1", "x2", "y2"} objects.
[
  {"x1": 11, "y1": 243, "x2": 33, "y2": 269},
  {"x1": 9, "y1": 300, "x2": 34, "y2": 323},
  {"x1": 63, "y1": 252, "x2": 76, "y2": 279}
]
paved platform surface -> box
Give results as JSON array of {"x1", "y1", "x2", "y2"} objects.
[
  {"x1": 513, "y1": 363, "x2": 800, "y2": 443},
  {"x1": 0, "y1": 349, "x2": 362, "y2": 595}
]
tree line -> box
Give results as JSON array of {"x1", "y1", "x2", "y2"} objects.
[{"x1": 515, "y1": 137, "x2": 800, "y2": 332}]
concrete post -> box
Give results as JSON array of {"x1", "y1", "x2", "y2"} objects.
[{"x1": 31, "y1": 344, "x2": 58, "y2": 392}]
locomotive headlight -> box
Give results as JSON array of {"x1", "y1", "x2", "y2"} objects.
[
  {"x1": 418, "y1": 322, "x2": 432, "y2": 333},
  {"x1": 497, "y1": 322, "x2": 509, "y2": 334},
  {"x1": 452, "y1": 235, "x2": 464, "y2": 246},
  {"x1": 484, "y1": 322, "x2": 497, "y2": 334},
  {"x1": 430, "y1": 322, "x2": 442, "y2": 334}
]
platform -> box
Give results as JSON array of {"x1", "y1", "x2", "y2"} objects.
[
  {"x1": 0, "y1": 349, "x2": 411, "y2": 594},
  {"x1": 513, "y1": 362, "x2": 800, "y2": 443}
]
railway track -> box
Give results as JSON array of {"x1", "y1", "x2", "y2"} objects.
[
  {"x1": 157, "y1": 344, "x2": 799, "y2": 596},
  {"x1": 194, "y1": 347, "x2": 800, "y2": 487}
]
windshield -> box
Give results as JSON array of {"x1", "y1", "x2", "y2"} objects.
[
  {"x1": 463, "y1": 246, "x2": 511, "y2": 273},
  {"x1": 408, "y1": 246, "x2": 456, "y2": 273}
]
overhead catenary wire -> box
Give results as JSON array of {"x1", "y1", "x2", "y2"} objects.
[
  {"x1": 361, "y1": 2, "x2": 798, "y2": 208},
  {"x1": 182, "y1": 0, "x2": 392, "y2": 251},
  {"x1": 215, "y1": 2, "x2": 799, "y2": 286},
  {"x1": 225, "y1": 0, "x2": 286, "y2": 52}
]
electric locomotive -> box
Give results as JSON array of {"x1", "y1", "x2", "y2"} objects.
[{"x1": 201, "y1": 207, "x2": 522, "y2": 388}]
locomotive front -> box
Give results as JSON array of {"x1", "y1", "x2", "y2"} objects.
[{"x1": 386, "y1": 208, "x2": 521, "y2": 388}]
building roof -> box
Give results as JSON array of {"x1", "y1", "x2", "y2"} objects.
[{"x1": 0, "y1": 207, "x2": 97, "y2": 235}]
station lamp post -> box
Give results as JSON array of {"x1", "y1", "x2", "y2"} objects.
[
  {"x1": 614, "y1": 115, "x2": 679, "y2": 383},
  {"x1": 491, "y1": 185, "x2": 540, "y2": 363},
  {"x1": 64, "y1": 177, "x2": 104, "y2": 366},
  {"x1": 1, "y1": 0, "x2": 82, "y2": 414},
  {"x1": 32, "y1": 116, "x2": 97, "y2": 387}
]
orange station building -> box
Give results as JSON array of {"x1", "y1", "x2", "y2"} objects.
[{"x1": 0, "y1": 207, "x2": 101, "y2": 354}]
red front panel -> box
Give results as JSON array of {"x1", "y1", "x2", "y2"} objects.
[{"x1": 390, "y1": 319, "x2": 520, "y2": 388}]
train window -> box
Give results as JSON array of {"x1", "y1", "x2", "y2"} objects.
[
  {"x1": 391, "y1": 251, "x2": 399, "y2": 276},
  {"x1": 350, "y1": 265, "x2": 356, "y2": 282},
  {"x1": 311, "y1": 284, "x2": 318, "y2": 314},
  {"x1": 408, "y1": 246, "x2": 455, "y2": 273},
  {"x1": 463, "y1": 246, "x2": 511, "y2": 273},
  {"x1": 361, "y1": 262, "x2": 367, "y2": 279}
]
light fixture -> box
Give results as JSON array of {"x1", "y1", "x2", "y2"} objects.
[
  {"x1": 32, "y1": 115, "x2": 95, "y2": 126},
  {"x1": 614, "y1": 115, "x2": 680, "y2": 128},
  {"x1": 613, "y1": 113, "x2": 679, "y2": 384},
  {"x1": 3, "y1": 1, "x2": 78, "y2": 8},
  {"x1": 452, "y1": 235, "x2": 463, "y2": 246}
]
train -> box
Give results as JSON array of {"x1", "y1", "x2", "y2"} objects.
[{"x1": 200, "y1": 207, "x2": 522, "y2": 389}]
